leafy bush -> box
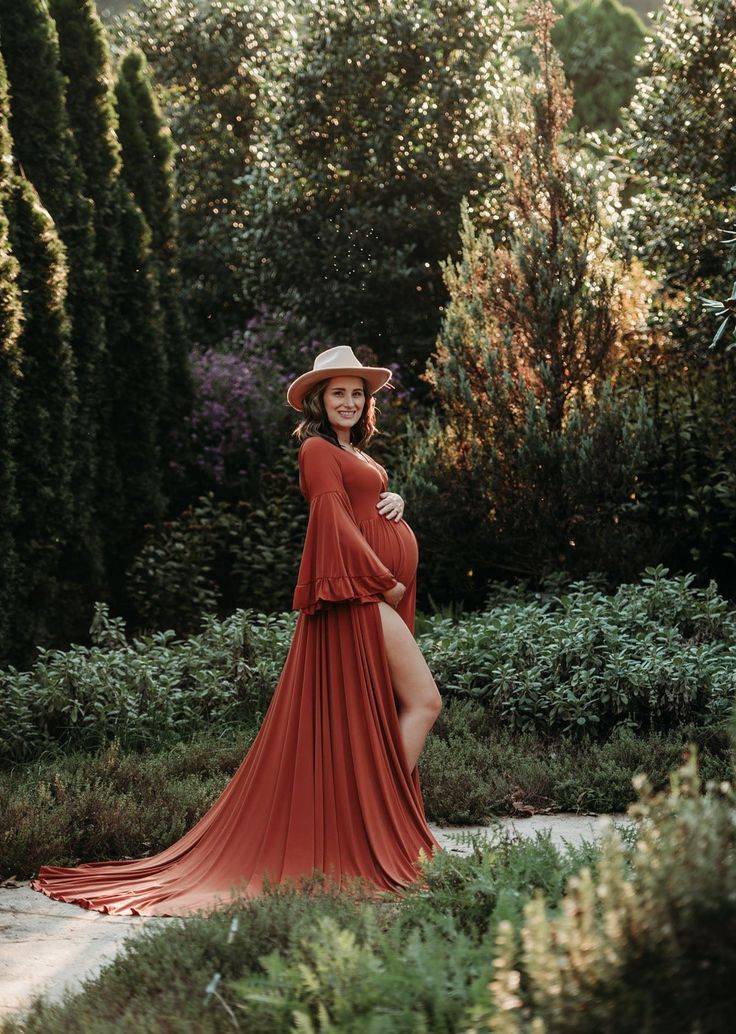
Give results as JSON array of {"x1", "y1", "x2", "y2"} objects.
[
  {"x1": 619, "y1": 0, "x2": 736, "y2": 347},
  {"x1": 126, "y1": 472, "x2": 308, "y2": 634},
  {"x1": 178, "y1": 305, "x2": 335, "y2": 498},
  {"x1": 8, "y1": 744, "x2": 736, "y2": 1033},
  {"x1": 3, "y1": 702, "x2": 728, "y2": 880},
  {"x1": 0, "y1": 603, "x2": 294, "y2": 764},
  {"x1": 476, "y1": 747, "x2": 736, "y2": 1033},
  {"x1": 401, "y1": 4, "x2": 658, "y2": 602},
  {"x1": 425, "y1": 566, "x2": 736, "y2": 736},
  {"x1": 552, "y1": 0, "x2": 646, "y2": 131},
  {"x1": 635, "y1": 360, "x2": 736, "y2": 595},
  {"x1": 233, "y1": 0, "x2": 517, "y2": 376},
  {"x1": 419, "y1": 698, "x2": 728, "y2": 821},
  {"x1": 3, "y1": 567, "x2": 734, "y2": 765},
  {"x1": 3, "y1": 827, "x2": 601, "y2": 1033},
  {"x1": 0, "y1": 733, "x2": 255, "y2": 879},
  {"x1": 126, "y1": 493, "x2": 244, "y2": 634}
]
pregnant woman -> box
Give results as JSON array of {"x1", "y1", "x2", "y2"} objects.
[{"x1": 30, "y1": 345, "x2": 444, "y2": 916}]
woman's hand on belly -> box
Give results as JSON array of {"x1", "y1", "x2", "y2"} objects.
[
  {"x1": 383, "y1": 580, "x2": 406, "y2": 608},
  {"x1": 376, "y1": 491, "x2": 405, "y2": 523}
]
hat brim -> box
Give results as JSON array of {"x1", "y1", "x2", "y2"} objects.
[{"x1": 286, "y1": 366, "x2": 393, "y2": 411}]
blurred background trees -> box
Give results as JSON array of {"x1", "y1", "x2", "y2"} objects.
[{"x1": 4, "y1": 0, "x2": 736, "y2": 667}]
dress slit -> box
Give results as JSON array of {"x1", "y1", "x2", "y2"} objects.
[{"x1": 29, "y1": 437, "x2": 443, "y2": 916}]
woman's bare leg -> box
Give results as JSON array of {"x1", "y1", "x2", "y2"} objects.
[{"x1": 377, "y1": 601, "x2": 442, "y2": 772}]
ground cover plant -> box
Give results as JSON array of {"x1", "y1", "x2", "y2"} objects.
[
  {"x1": 4, "y1": 744, "x2": 735, "y2": 1033},
  {"x1": 2, "y1": 567, "x2": 733, "y2": 767},
  {"x1": 2, "y1": 823, "x2": 606, "y2": 1034},
  {"x1": 3, "y1": 565, "x2": 733, "y2": 883},
  {"x1": 3, "y1": 713, "x2": 728, "y2": 882}
]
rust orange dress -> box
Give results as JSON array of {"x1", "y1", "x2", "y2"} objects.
[{"x1": 29, "y1": 434, "x2": 443, "y2": 916}]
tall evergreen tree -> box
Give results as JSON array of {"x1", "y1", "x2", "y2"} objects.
[
  {"x1": 0, "y1": 0, "x2": 109, "y2": 627},
  {"x1": 115, "y1": 48, "x2": 193, "y2": 496},
  {"x1": 49, "y1": 0, "x2": 168, "y2": 599},
  {"x1": 402, "y1": 1, "x2": 655, "y2": 599},
  {"x1": 0, "y1": 51, "x2": 24, "y2": 662},
  {"x1": 111, "y1": 0, "x2": 277, "y2": 346},
  {"x1": 5, "y1": 173, "x2": 76, "y2": 660}
]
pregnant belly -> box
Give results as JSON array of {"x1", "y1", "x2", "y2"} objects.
[{"x1": 358, "y1": 516, "x2": 419, "y2": 587}]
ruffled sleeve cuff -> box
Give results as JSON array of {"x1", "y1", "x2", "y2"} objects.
[{"x1": 293, "y1": 572, "x2": 398, "y2": 616}]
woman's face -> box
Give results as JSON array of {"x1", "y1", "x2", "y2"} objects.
[{"x1": 322, "y1": 376, "x2": 366, "y2": 435}]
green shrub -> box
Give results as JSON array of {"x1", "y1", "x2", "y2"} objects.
[
  {"x1": 0, "y1": 603, "x2": 293, "y2": 764},
  {"x1": 125, "y1": 493, "x2": 243, "y2": 635},
  {"x1": 420, "y1": 699, "x2": 728, "y2": 821},
  {"x1": 126, "y1": 466, "x2": 308, "y2": 635},
  {"x1": 0, "y1": 733, "x2": 254, "y2": 879},
  {"x1": 424, "y1": 566, "x2": 736, "y2": 736},
  {"x1": 3, "y1": 568, "x2": 734, "y2": 765},
  {"x1": 2, "y1": 821, "x2": 607, "y2": 1034},
  {"x1": 475, "y1": 747, "x2": 736, "y2": 1033},
  {"x1": 3, "y1": 701, "x2": 729, "y2": 881},
  {"x1": 552, "y1": 0, "x2": 647, "y2": 131}
]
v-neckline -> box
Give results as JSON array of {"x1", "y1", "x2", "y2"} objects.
[{"x1": 339, "y1": 444, "x2": 382, "y2": 474}]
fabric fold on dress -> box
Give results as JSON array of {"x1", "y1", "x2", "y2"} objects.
[{"x1": 29, "y1": 434, "x2": 443, "y2": 917}]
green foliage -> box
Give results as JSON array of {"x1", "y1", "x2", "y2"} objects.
[
  {"x1": 424, "y1": 566, "x2": 736, "y2": 736},
  {"x1": 126, "y1": 493, "x2": 243, "y2": 634},
  {"x1": 4, "y1": 175, "x2": 76, "y2": 661},
  {"x1": 125, "y1": 470, "x2": 307, "y2": 632},
  {"x1": 2, "y1": 701, "x2": 728, "y2": 880},
  {"x1": 419, "y1": 697, "x2": 728, "y2": 821},
  {"x1": 4, "y1": 703, "x2": 723, "y2": 880},
  {"x1": 0, "y1": 0, "x2": 109, "y2": 643},
  {"x1": 0, "y1": 603, "x2": 295, "y2": 765},
  {"x1": 234, "y1": 0, "x2": 516, "y2": 378},
  {"x1": 7, "y1": 743, "x2": 736, "y2": 1033},
  {"x1": 700, "y1": 187, "x2": 736, "y2": 351},
  {"x1": 632, "y1": 352, "x2": 736, "y2": 594},
  {"x1": 3, "y1": 568, "x2": 733, "y2": 767},
  {"x1": 2, "y1": 874, "x2": 383, "y2": 1033},
  {"x1": 552, "y1": 0, "x2": 646, "y2": 131},
  {"x1": 619, "y1": 0, "x2": 736, "y2": 346},
  {"x1": 481, "y1": 749, "x2": 736, "y2": 1033},
  {"x1": 402, "y1": 6, "x2": 657, "y2": 599},
  {"x1": 230, "y1": 462, "x2": 308, "y2": 614},
  {"x1": 0, "y1": 54, "x2": 24, "y2": 664},
  {"x1": 51, "y1": 0, "x2": 169, "y2": 594},
  {"x1": 0, "y1": 732, "x2": 256, "y2": 880},
  {"x1": 115, "y1": 46, "x2": 194, "y2": 498},
  {"x1": 110, "y1": 0, "x2": 282, "y2": 344}
]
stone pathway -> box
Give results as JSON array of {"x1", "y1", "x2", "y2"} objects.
[{"x1": 0, "y1": 813, "x2": 635, "y2": 1022}]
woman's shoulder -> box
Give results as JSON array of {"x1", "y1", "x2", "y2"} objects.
[{"x1": 299, "y1": 434, "x2": 340, "y2": 455}]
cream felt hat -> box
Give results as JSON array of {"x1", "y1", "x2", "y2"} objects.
[{"x1": 286, "y1": 345, "x2": 393, "y2": 411}]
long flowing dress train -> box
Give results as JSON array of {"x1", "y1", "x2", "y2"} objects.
[{"x1": 29, "y1": 435, "x2": 443, "y2": 916}]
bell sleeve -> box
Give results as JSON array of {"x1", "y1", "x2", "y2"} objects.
[{"x1": 292, "y1": 437, "x2": 398, "y2": 615}]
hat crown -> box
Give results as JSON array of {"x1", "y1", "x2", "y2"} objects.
[{"x1": 313, "y1": 345, "x2": 363, "y2": 374}]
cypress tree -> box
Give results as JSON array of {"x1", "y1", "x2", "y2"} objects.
[
  {"x1": 0, "y1": 0, "x2": 109, "y2": 626},
  {"x1": 49, "y1": 0, "x2": 168, "y2": 598},
  {"x1": 5, "y1": 173, "x2": 76, "y2": 660},
  {"x1": 115, "y1": 48, "x2": 193, "y2": 496},
  {"x1": 0, "y1": 51, "x2": 24, "y2": 662}
]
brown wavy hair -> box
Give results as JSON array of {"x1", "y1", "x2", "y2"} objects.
[{"x1": 291, "y1": 376, "x2": 383, "y2": 450}]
